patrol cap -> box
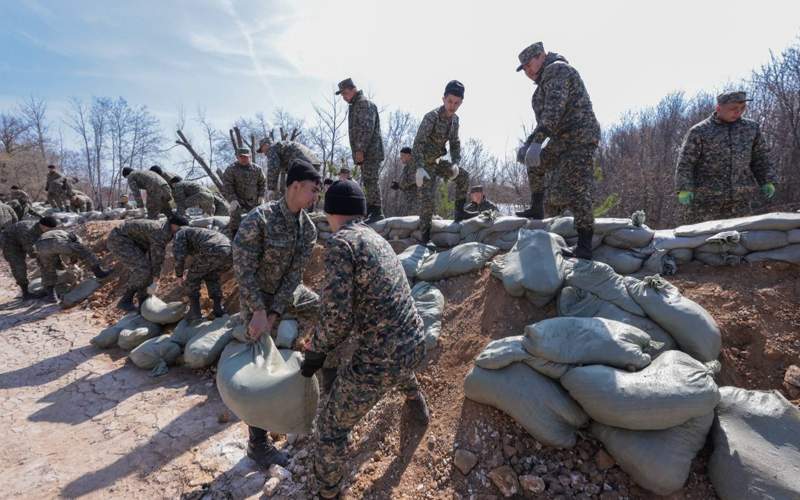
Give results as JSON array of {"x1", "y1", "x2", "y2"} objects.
[
  {"x1": 335, "y1": 78, "x2": 356, "y2": 95},
  {"x1": 338, "y1": 167, "x2": 351, "y2": 175},
  {"x1": 469, "y1": 185, "x2": 484, "y2": 194},
  {"x1": 516, "y1": 42, "x2": 544, "y2": 71},
  {"x1": 717, "y1": 91, "x2": 752, "y2": 105},
  {"x1": 236, "y1": 147, "x2": 251, "y2": 157}
]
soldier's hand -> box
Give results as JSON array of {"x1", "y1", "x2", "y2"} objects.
[
  {"x1": 761, "y1": 182, "x2": 776, "y2": 199},
  {"x1": 524, "y1": 143, "x2": 542, "y2": 168},
  {"x1": 677, "y1": 191, "x2": 694, "y2": 205},
  {"x1": 354, "y1": 151, "x2": 365, "y2": 165},
  {"x1": 415, "y1": 168, "x2": 430, "y2": 188},
  {"x1": 248, "y1": 310, "x2": 269, "y2": 341},
  {"x1": 390, "y1": 181, "x2": 400, "y2": 191}
]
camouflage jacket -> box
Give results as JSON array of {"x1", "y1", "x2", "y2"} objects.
[
  {"x1": 112, "y1": 219, "x2": 173, "y2": 277},
  {"x1": 9, "y1": 189, "x2": 30, "y2": 205},
  {"x1": 34, "y1": 229, "x2": 82, "y2": 253},
  {"x1": 528, "y1": 52, "x2": 600, "y2": 146},
  {"x1": 675, "y1": 113, "x2": 775, "y2": 196},
  {"x1": 232, "y1": 198, "x2": 316, "y2": 315},
  {"x1": 312, "y1": 221, "x2": 424, "y2": 367},
  {"x1": 2, "y1": 220, "x2": 44, "y2": 255},
  {"x1": 172, "y1": 180, "x2": 212, "y2": 206},
  {"x1": 266, "y1": 141, "x2": 321, "y2": 190},
  {"x1": 0, "y1": 202, "x2": 19, "y2": 231},
  {"x1": 348, "y1": 91, "x2": 385, "y2": 162},
  {"x1": 412, "y1": 106, "x2": 462, "y2": 169},
  {"x1": 398, "y1": 161, "x2": 417, "y2": 191},
  {"x1": 173, "y1": 227, "x2": 231, "y2": 276},
  {"x1": 127, "y1": 171, "x2": 169, "y2": 204},
  {"x1": 45, "y1": 171, "x2": 65, "y2": 193},
  {"x1": 463, "y1": 198, "x2": 498, "y2": 215},
  {"x1": 221, "y1": 161, "x2": 266, "y2": 211}
]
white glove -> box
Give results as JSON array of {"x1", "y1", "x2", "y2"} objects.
[
  {"x1": 415, "y1": 168, "x2": 430, "y2": 188},
  {"x1": 449, "y1": 163, "x2": 460, "y2": 180},
  {"x1": 146, "y1": 282, "x2": 158, "y2": 296},
  {"x1": 524, "y1": 142, "x2": 542, "y2": 168},
  {"x1": 229, "y1": 200, "x2": 240, "y2": 211}
]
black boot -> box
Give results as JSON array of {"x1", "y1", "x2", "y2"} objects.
[
  {"x1": 92, "y1": 264, "x2": 112, "y2": 280},
  {"x1": 406, "y1": 390, "x2": 431, "y2": 426},
  {"x1": 136, "y1": 288, "x2": 150, "y2": 310},
  {"x1": 574, "y1": 228, "x2": 594, "y2": 260},
  {"x1": 210, "y1": 292, "x2": 226, "y2": 318},
  {"x1": 117, "y1": 289, "x2": 137, "y2": 311},
  {"x1": 365, "y1": 204, "x2": 384, "y2": 224},
  {"x1": 20, "y1": 282, "x2": 45, "y2": 300},
  {"x1": 515, "y1": 192, "x2": 545, "y2": 219},
  {"x1": 246, "y1": 426, "x2": 289, "y2": 468},
  {"x1": 42, "y1": 286, "x2": 59, "y2": 304},
  {"x1": 185, "y1": 292, "x2": 202, "y2": 324},
  {"x1": 453, "y1": 198, "x2": 468, "y2": 222}
]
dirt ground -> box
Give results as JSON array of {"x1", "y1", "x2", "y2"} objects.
[{"x1": 0, "y1": 221, "x2": 798, "y2": 499}]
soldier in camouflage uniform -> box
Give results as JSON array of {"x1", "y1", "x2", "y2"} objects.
[
  {"x1": 337, "y1": 78, "x2": 385, "y2": 223},
  {"x1": 260, "y1": 137, "x2": 321, "y2": 197},
  {"x1": 389, "y1": 147, "x2": 417, "y2": 216},
  {"x1": 9, "y1": 186, "x2": 31, "y2": 218},
  {"x1": 106, "y1": 215, "x2": 188, "y2": 311},
  {"x1": 117, "y1": 194, "x2": 135, "y2": 209},
  {"x1": 1, "y1": 216, "x2": 59, "y2": 299},
  {"x1": 173, "y1": 226, "x2": 232, "y2": 322},
  {"x1": 675, "y1": 91, "x2": 776, "y2": 223},
  {"x1": 232, "y1": 159, "x2": 322, "y2": 469},
  {"x1": 412, "y1": 80, "x2": 470, "y2": 241},
  {"x1": 221, "y1": 148, "x2": 266, "y2": 237},
  {"x1": 0, "y1": 201, "x2": 18, "y2": 232},
  {"x1": 300, "y1": 180, "x2": 430, "y2": 499},
  {"x1": 34, "y1": 229, "x2": 111, "y2": 303},
  {"x1": 69, "y1": 192, "x2": 94, "y2": 213},
  {"x1": 122, "y1": 167, "x2": 175, "y2": 220},
  {"x1": 150, "y1": 165, "x2": 180, "y2": 186},
  {"x1": 168, "y1": 176, "x2": 216, "y2": 216},
  {"x1": 45, "y1": 165, "x2": 68, "y2": 211},
  {"x1": 515, "y1": 42, "x2": 601, "y2": 260},
  {"x1": 462, "y1": 185, "x2": 499, "y2": 219}
]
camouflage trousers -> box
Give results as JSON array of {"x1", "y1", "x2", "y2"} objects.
[
  {"x1": 106, "y1": 229, "x2": 152, "y2": 291},
  {"x1": 177, "y1": 192, "x2": 215, "y2": 216},
  {"x1": 145, "y1": 185, "x2": 174, "y2": 220},
  {"x1": 399, "y1": 187, "x2": 418, "y2": 217},
  {"x1": 684, "y1": 189, "x2": 753, "y2": 225},
  {"x1": 225, "y1": 205, "x2": 253, "y2": 239},
  {"x1": 419, "y1": 160, "x2": 470, "y2": 238},
  {"x1": 2, "y1": 240, "x2": 30, "y2": 288},
  {"x1": 35, "y1": 238, "x2": 100, "y2": 287},
  {"x1": 184, "y1": 249, "x2": 232, "y2": 297},
  {"x1": 212, "y1": 194, "x2": 230, "y2": 216},
  {"x1": 531, "y1": 141, "x2": 596, "y2": 232},
  {"x1": 360, "y1": 159, "x2": 383, "y2": 208},
  {"x1": 47, "y1": 192, "x2": 67, "y2": 211},
  {"x1": 312, "y1": 341, "x2": 426, "y2": 495}
]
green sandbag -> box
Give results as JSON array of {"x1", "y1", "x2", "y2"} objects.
[
  {"x1": 129, "y1": 335, "x2": 181, "y2": 376},
  {"x1": 417, "y1": 242, "x2": 499, "y2": 281},
  {"x1": 411, "y1": 281, "x2": 445, "y2": 350},
  {"x1": 141, "y1": 295, "x2": 188, "y2": 325},
  {"x1": 183, "y1": 315, "x2": 237, "y2": 368},
  {"x1": 91, "y1": 313, "x2": 161, "y2": 349}
]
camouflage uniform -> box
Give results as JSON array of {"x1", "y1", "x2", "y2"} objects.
[
  {"x1": 153, "y1": 168, "x2": 180, "y2": 185},
  {"x1": 173, "y1": 227, "x2": 232, "y2": 297},
  {"x1": 7, "y1": 199, "x2": 25, "y2": 220},
  {"x1": 45, "y1": 171, "x2": 67, "y2": 210},
  {"x1": 1, "y1": 220, "x2": 44, "y2": 289},
  {"x1": 221, "y1": 161, "x2": 266, "y2": 237},
  {"x1": 9, "y1": 189, "x2": 31, "y2": 218},
  {"x1": 172, "y1": 180, "x2": 215, "y2": 216},
  {"x1": 34, "y1": 229, "x2": 101, "y2": 287},
  {"x1": 311, "y1": 221, "x2": 426, "y2": 495},
  {"x1": 412, "y1": 106, "x2": 469, "y2": 236},
  {"x1": 266, "y1": 141, "x2": 321, "y2": 195},
  {"x1": 675, "y1": 112, "x2": 775, "y2": 223},
  {"x1": 526, "y1": 52, "x2": 600, "y2": 231},
  {"x1": 126, "y1": 170, "x2": 175, "y2": 220},
  {"x1": 462, "y1": 197, "x2": 498, "y2": 217},
  {"x1": 397, "y1": 161, "x2": 418, "y2": 216},
  {"x1": 347, "y1": 91, "x2": 385, "y2": 207},
  {"x1": 212, "y1": 193, "x2": 230, "y2": 216},
  {"x1": 0, "y1": 202, "x2": 19, "y2": 234},
  {"x1": 106, "y1": 219, "x2": 172, "y2": 292},
  {"x1": 70, "y1": 193, "x2": 94, "y2": 212}
]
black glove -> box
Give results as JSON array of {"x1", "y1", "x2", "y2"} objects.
[
  {"x1": 300, "y1": 351, "x2": 326, "y2": 378},
  {"x1": 390, "y1": 181, "x2": 400, "y2": 191}
]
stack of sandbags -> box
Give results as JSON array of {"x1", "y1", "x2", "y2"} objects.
[
  {"x1": 430, "y1": 219, "x2": 462, "y2": 248},
  {"x1": 411, "y1": 281, "x2": 445, "y2": 350},
  {"x1": 91, "y1": 313, "x2": 162, "y2": 349},
  {"x1": 416, "y1": 242, "x2": 499, "y2": 281},
  {"x1": 103, "y1": 207, "x2": 128, "y2": 220},
  {"x1": 398, "y1": 244, "x2": 433, "y2": 280}
]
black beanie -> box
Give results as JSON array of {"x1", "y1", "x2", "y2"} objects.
[
  {"x1": 400, "y1": 146, "x2": 412, "y2": 154},
  {"x1": 168, "y1": 214, "x2": 189, "y2": 227},
  {"x1": 444, "y1": 80, "x2": 465, "y2": 99},
  {"x1": 286, "y1": 159, "x2": 322, "y2": 186},
  {"x1": 39, "y1": 215, "x2": 59, "y2": 228},
  {"x1": 170, "y1": 176, "x2": 182, "y2": 184},
  {"x1": 324, "y1": 180, "x2": 367, "y2": 216},
  {"x1": 150, "y1": 165, "x2": 162, "y2": 173},
  {"x1": 122, "y1": 167, "x2": 133, "y2": 177}
]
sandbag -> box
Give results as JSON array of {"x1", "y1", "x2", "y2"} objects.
[
  {"x1": 475, "y1": 336, "x2": 532, "y2": 370},
  {"x1": 593, "y1": 245, "x2": 645, "y2": 275},
  {"x1": 695, "y1": 252, "x2": 743, "y2": 267},
  {"x1": 592, "y1": 413, "x2": 714, "y2": 496},
  {"x1": 739, "y1": 230, "x2": 789, "y2": 252},
  {"x1": 416, "y1": 242, "x2": 499, "y2": 281},
  {"x1": 626, "y1": 275, "x2": 721, "y2": 362},
  {"x1": 696, "y1": 242, "x2": 747, "y2": 255},
  {"x1": 275, "y1": 319, "x2": 298, "y2": 349},
  {"x1": 484, "y1": 231, "x2": 518, "y2": 251},
  {"x1": 216, "y1": 335, "x2": 319, "y2": 435},
  {"x1": 430, "y1": 219, "x2": 460, "y2": 234},
  {"x1": 384, "y1": 216, "x2": 420, "y2": 231},
  {"x1": 636, "y1": 249, "x2": 676, "y2": 277},
  {"x1": 411, "y1": 281, "x2": 445, "y2": 350},
  {"x1": 475, "y1": 216, "x2": 528, "y2": 241},
  {"x1": 430, "y1": 232, "x2": 461, "y2": 248},
  {"x1": 388, "y1": 228, "x2": 413, "y2": 240},
  {"x1": 464, "y1": 364, "x2": 588, "y2": 448},
  {"x1": 546, "y1": 216, "x2": 578, "y2": 239},
  {"x1": 788, "y1": 229, "x2": 800, "y2": 244},
  {"x1": 745, "y1": 244, "x2": 800, "y2": 264},
  {"x1": 675, "y1": 212, "x2": 800, "y2": 236},
  {"x1": 651, "y1": 230, "x2": 709, "y2": 250},
  {"x1": 460, "y1": 212, "x2": 495, "y2": 238},
  {"x1": 61, "y1": 278, "x2": 100, "y2": 307},
  {"x1": 669, "y1": 248, "x2": 693, "y2": 264},
  {"x1": 129, "y1": 335, "x2": 181, "y2": 376},
  {"x1": 91, "y1": 313, "x2": 161, "y2": 349},
  {"x1": 563, "y1": 259, "x2": 644, "y2": 316},
  {"x1": 118, "y1": 326, "x2": 158, "y2": 351},
  {"x1": 561, "y1": 350, "x2": 720, "y2": 430},
  {"x1": 141, "y1": 295, "x2": 188, "y2": 325},
  {"x1": 709, "y1": 387, "x2": 800, "y2": 500},
  {"x1": 604, "y1": 226, "x2": 655, "y2": 249},
  {"x1": 184, "y1": 315, "x2": 236, "y2": 368},
  {"x1": 522, "y1": 317, "x2": 658, "y2": 370}
]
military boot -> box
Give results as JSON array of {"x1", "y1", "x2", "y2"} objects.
[
  {"x1": 574, "y1": 228, "x2": 594, "y2": 260},
  {"x1": 246, "y1": 426, "x2": 289, "y2": 468},
  {"x1": 117, "y1": 289, "x2": 137, "y2": 311},
  {"x1": 406, "y1": 389, "x2": 431, "y2": 426},
  {"x1": 20, "y1": 281, "x2": 46, "y2": 300},
  {"x1": 92, "y1": 264, "x2": 112, "y2": 280},
  {"x1": 185, "y1": 292, "x2": 202, "y2": 324},
  {"x1": 42, "y1": 286, "x2": 59, "y2": 304},
  {"x1": 515, "y1": 192, "x2": 545, "y2": 219},
  {"x1": 210, "y1": 292, "x2": 226, "y2": 318}
]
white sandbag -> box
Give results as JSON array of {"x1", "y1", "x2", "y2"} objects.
[
  {"x1": 211, "y1": 216, "x2": 229, "y2": 230},
  {"x1": 91, "y1": 313, "x2": 161, "y2": 349},
  {"x1": 388, "y1": 228, "x2": 413, "y2": 240},
  {"x1": 411, "y1": 281, "x2": 445, "y2": 350},
  {"x1": 369, "y1": 217, "x2": 390, "y2": 234},
  {"x1": 561, "y1": 350, "x2": 720, "y2": 430},
  {"x1": 604, "y1": 226, "x2": 655, "y2": 249},
  {"x1": 141, "y1": 295, "x2": 188, "y2": 325},
  {"x1": 430, "y1": 232, "x2": 461, "y2": 248},
  {"x1": 475, "y1": 336, "x2": 532, "y2": 370},
  {"x1": 788, "y1": 229, "x2": 800, "y2": 244},
  {"x1": 669, "y1": 248, "x2": 693, "y2": 264},
  {"x1": 705, "y1": 230, "x2": 740, "y2": 245},
  {"x1": 489, "y1": 229, "x2": 566, "y2": 306},
  {"x1": 738, "y1": 230, "x2": 789, "y2": 251},
  {"x1": 216, "y1": 335, "x2": 319, "y2": 435},
  {"x1": 745, "y1": 244, "x2": 800, "y2": 264},
  {"x1": 464, "y1": 364, "x2": 588, "y2": 448},
  {"x1": 626, "y1": 275, "x2": 721, "y2": 362},
  {"x1": 118, "y1": 327, "x2": 158, "y2": 351},
  {"x1": 416, "y1": 242, "x2": 499, "y2": 281},
  {"x1": 524, "y1": 219, "x2": 547, "y2": 230},
  {"x1": 522, "y1": 318, "x2": 657, "y2": 370},
  {"x1": 651, "y1": 230, "x2": 709, "y2": 250},
  {"x1": 384, "y1": 216, "x2": 420, "y2": 231},
  {"x1": 636, "y1": 249, "x2": 676, "y2": 277},
  {"x1": 61, "y1": 278, "x2": 100, "y2": 307},
  {"x1": 85, "y1": 211, "x2": 104, "y2": 221},
  {"x1": 388, "y1": 238, "x2": 417, "y2": 254},
  {"x1": 129, "y1": 335, "x2": 182, "y2": 375},
  {"x1": 397, "y1": 244, "x2": 432, "y2": 279},
  {"x1": 696, "y1": 241, "x2": 747, "y2": 255},
  {"x1": 563, "y1": 259, "x2": 644, "y2": 316},
  {"x1": 459, "y1": 212, "x2": 495, "y2": 238},
  {"x1": 675, "y1": 212, "x2": 800, "y2": 236},
  {"x1": 592, "y1": 413, "x2": 714, "y2": 496},
  {"x1": 430, "y1": 219, "x2": 461, "y2": 234},
  {"x1": 476, "y1": 216, "x2": 528, "y2": 240},
  {"x1": 593, "y1": 245, "x2": 645, "y2": 275},
  {"x1": 546, "y1": 216, "x2": 578, "y2": 239},
  {"x1": 695, "y1": 252, "x2": 743, "y2": 267},
  {"x1": 275, "y1": 319, "x2": 298, "y2": 349},
  {"x1": 189, "y1": 217, "x2": 213, "y2": 228},
  {"x1": 709, "y1": 387, "x2": 800, "y2": 500},
  {"x1": 184, "y1": 315, "x2": 236, "y2": 368}
]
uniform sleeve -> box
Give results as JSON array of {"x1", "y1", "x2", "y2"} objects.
[
  {"x1": 449, "y1": 117, "x2": 462, "y2": 164},
  {"x1": 128, "y1": 176, "x2": 144, "y2": 205},
  {"x1": 232, "y1": 211, "x2": 266, "y2": 312},
  {"x1": 172, "y1": 185, "x2": 185, "y2": 206},
  {"x1": 350, "y1": 101, "x2": 376, "y2": 156},
  {"x1": 172, "y1": 231, "x2": 187, "y2": 276},
  {"x1": 221, "y1": 166, "x2": 236, "y2": 202},
  {"x1": 311, "y1": 237, "x2": 355, "y2": 354},
  {"x1": 750, "y1": 124, "x2": 776, "y2": 185},
  {"x1": 675, "y1": 128, "x2": 702, "y2": 192},
  {"x1": 412, "y1": 113, "x2": 435, "y2": 169},
  {"x1": 266, "y1": 149, "x2": 280, "y2": 191},
  {"x1": 271, "y1": 226, "x2": 314, "y2": 316},
  {"x1": 399, "y1": 164, "x2": 416, "y2": 190},
  {"x1": 532, "y1": 68, "x2": 570, "y2": 143}
]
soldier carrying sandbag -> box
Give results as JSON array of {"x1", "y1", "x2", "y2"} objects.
[
  {"x1": 173, "y1": 226, "x2": 232, "y2": 323},
  {"x1": 122, "y1": 167, "x2": 175, "y2": 220},
  {"x1": 1, "y1": 215, "x2": 59, "y2": 300},
  {"x1": 34, "y1": 229, "x2": 111, "y2": 303}
]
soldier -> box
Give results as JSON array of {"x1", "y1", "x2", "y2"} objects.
[
  {"x1": 462, "y1": 185, "x2": 499, "y2": 219},
  {"x1": 221, "y1": 148, "x2": 266, "y2": 237},
  {"x1": 514, "y1": 42, "x2": 600, "y2": 260},
  {"x1": 211, "y1": 192, "x2": 230, "y2": 216},
  {"x1": 1, "y1": 216, "x2": 59, "y2": 299},
  {"x1": 45, "y1": 165, "x2": 67, "y2": 211},
  {"x1": 121, "y1": 167, "x2": 175, "y2": 220},
  {"x1": 412, "y1": 80, "x2": 470, "y2": 241},
  {"x1": 300, "y1": 180, "x2": 430, "y2": 499},
  {"x1": 675, "y1": 91, "x2": 776, "y2": 223},
  {"x1": 337, "y1": 78, "x2": 385, "y2": 223},
  {"x1": 118, "y1": 194, "x2": 135, "y2": 209},
  {"x1": 150, "y1": 165, "x2": 180, "y2": 186},
  {"x1": 232, "y1": 159, "x2": 322, "y2": 469},
  {"x1": 173, "y1": 226, "x2": 232, "y2": 323},
  {"x1": 69, "y1": 192, "x2": 94, "y2": 213},
  {"x1": 260, "y1": 136, "x2": 321, "y2": 198},
  {"x1": 34, "y1": 229, "x2": 111, "y2": 303},
  {"x1": 337, "y1": 167, "x2": 352, "y2": 182},
  {"x1": 389, "y1": 146, "x2": 418, "y2": 216},
  {"x1": 9, "y1": 186, "x2": 31, "y2": 218},
  {"x1": 106, "y1": 215, "x2": 188, "y2": 311},
  {"x1": 169, "y1": 176, "x2": 216, "y2": 216},
  {"x1": 0, "y1": 201, "x2": 19, "y2": 232}
]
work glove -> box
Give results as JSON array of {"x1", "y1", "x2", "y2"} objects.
[
  {"x1": 524, "y1": 142, "x2": 542, "y2": 168},
  {"x1": 415, "y1": 168, "x2": 431, "y2": 188},
  {"x1": 390, "y1": 181, "x2": 400, "y2": 191},
  {"x1": 761, "y1": 182, "x2": 776, "y2": 199},
  {"x1": 449, "y1": 163, "x2": 460, "y2": 180},
  {"x1": 300, "y1": 351, "x2": 326, "y2": 378},
  {"x1": 677, "y1": 191, "x2": 694, "y2": 205},
  {"x1": 516, "y1": 144, "x2": 529, "y2": 164}
]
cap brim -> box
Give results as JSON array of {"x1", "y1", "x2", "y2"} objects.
[
  {"x1": 334, "y1": 90, "x2": 342, "y2": 95},
  {"x1": 516, "y1": 64, "x2": 524, "y2": 72}
]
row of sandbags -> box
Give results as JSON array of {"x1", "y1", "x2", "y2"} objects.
[{"x1": 399, "y1": 242, "x2": 500, "y2": 282}]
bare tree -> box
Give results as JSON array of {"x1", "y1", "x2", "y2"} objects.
[
  {"x1": 20, "y1": 96, "x2": 49, "y2": 162},
  {"x1": 0, "y1": 113, "x2": 30, "y2": 155},
  {"x1": 309, "y1": 93, "x2": 348, "y2": 178}
]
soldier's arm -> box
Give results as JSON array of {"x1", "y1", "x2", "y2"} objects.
[
  {"x1": 311, "y1": 237, "x2": 354, "y2": 354},
  {"x1": 221, "y1": 167, "x2": 236, "y2": 202},
  {"x1": 172, "y1": 230, "x2": 187, "y2": 276},
  {"x1": 232, "y1": 211, "x2": 267, "y2": 312},
  {"x1": 449, "y1": 117, "x2": 462, "y2": 164},
  {"x1": 128, "y1": 177, "x2": 144, "y2": 205},
  {"x1": 149, "y1": 236, "x2": 168, "y2": 279},
  {"x1": 750, "y1": 124, "x2": 776, "y2": 185},
  {"x1": 272, "y1": 226, "x2": 315, "y2": 316},
  {"x1": 351, "y1": 101, "x2": 375, "y2": 155},
  {"x1": 398, "y1": 165, "x2": 416, "y2": 190},
  {"x1": 530, "y1": 69, "x2": 570, "y2": 143},
  {"x1": 412, "y1": 113, "x2": 435, "y2": 169},
  {"x1": 674, "y1": 128, "x2": 702, "y2": 192}
]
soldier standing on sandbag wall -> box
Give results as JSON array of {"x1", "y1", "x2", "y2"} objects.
[
  {"x1": 173, "y1": 226, "x2": 232, "y2": 323},
  {"x1": 260, "y1": 136, "x2": 322, "y2": 199},
  {"x1": 389, "y1": 146, "x2": 417, "y2": 216},
  {"x1": 674, "y1": 91, "x2": 776, "y2": 223},
  {"x1": 34, "y1": 229, "x2": 111, "y2": 303},
  {"x1": 149, "y1": 165, "x2": 180, "y2": 186},
  {"x1": 300, "y1": 180, "x2": 431, "y2": 499},
  {"x1": 336, "y1": 78, "x2": 386, "y2": 223},
  {"x1": 9, "y1": 185, "x2": 31, "y2": 218},
  {"x1": 1, "y1": 216, "x2": 59, "y2": 300},
  {"x1": 122, "y1": 167, "x2": 175, "y2": 220},
  {"x1": 413, "y1": 80, "x2": 471, "y2": 241},
  {"x1": 45, "y1": 165, "x2": 68, "y2": 211},
  {"x1": 106, "y1": 215, "x2": 189, "y2": 312},
  {"x1": 169, "y1": 176, "x2": 217, "y2": 216},
  {"x1": 222, "y1": 148, "x2": 266, "y2": 238},
  {"x1": 462, "y1": 185, "x2": 499, "y2": 219},
  {"x1": 514, "y1": 41, "x2": 600, "y2": 260},
  {"x1": 232, "y1": 159, "x2": 322, "y2": 469}
]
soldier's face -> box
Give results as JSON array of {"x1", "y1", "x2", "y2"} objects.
[
  {"x1": 442, "y1": 95, "x2": 463, "y2": 117},
  {"x1": 523, "y1": 53, "x2": 546, "y2": 81},
  {"x1": 400, "y1": 152, "x2": 411, "y2": 164},
  {"x1": 290, "y1": 180, "x2": 321, "y2": 209},
  {"x1": 340, "y1": 88, "x2": 356, "y2": 103},
  {"x1": 716, "y1": 102, "x2": 747, "y2": 123},
  {"x1": 470, "y1": 192, "x2": 483, "y2": 204},
  {"x1": 238, "y1": 155, "x2": 251, "y2": 166}
]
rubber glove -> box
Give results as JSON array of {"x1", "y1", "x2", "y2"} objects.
[
  {"x1": 415, "y1": 168, "x2": 430, "y2": 188},
  {"x1": 524, "y1": 142, "x2": 542, "y2": 168},
  {"x1": 677, "y1": 191, "x2": 694, "y2": 205},
  {"x1": 449, "y1": 163, "x2": 460, "y2": 180},
  {"x1": 761, "y1": 182, "x2": 775, "y2": 199}
]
